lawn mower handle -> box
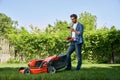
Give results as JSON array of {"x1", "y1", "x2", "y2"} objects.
[
  {"x1": 49, "y1": 41, "x2": 69, "y2": 56},
  {"x1": 57, "y1": 41, "x2": 69, "y2": 55}
]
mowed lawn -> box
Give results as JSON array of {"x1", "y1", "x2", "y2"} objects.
[{"x1": 0, "y1": 63, "x2": 120, "y2": 80}]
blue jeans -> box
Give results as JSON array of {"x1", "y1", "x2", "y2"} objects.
[{"x1": 66, "y1": 41, "x2": 82, "y2": 70}]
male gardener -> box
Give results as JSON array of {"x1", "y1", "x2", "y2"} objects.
[{"x1": 66, "y1": 14, "x2": 84, "y2": 71}]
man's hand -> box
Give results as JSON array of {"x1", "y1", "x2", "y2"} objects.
[
  {"x1": 69, "y1": 27, "x2": 74, "y2": 31},
  {"x1": 69, "y1": 27, "x2": 79, "y2": 35},
  {"x1": 66, "y1": 37, "x2": 74, "y2": 41}
]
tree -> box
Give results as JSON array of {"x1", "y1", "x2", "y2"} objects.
[
  {"x1": 45, "y1": 24, "x2": 54, "y2": 33},
  {"x1": 78, "y1": 11, "x2": 97, "y2": 31},
  {"x1": 45, "y1": 20, "x2": 69, "y2": 35},
  {"x1": 0, "y1": 13, "x2": 17, "y2": 35},
  {"x1": 29, "y1": 24, "x2": 42, "y2": 34}
]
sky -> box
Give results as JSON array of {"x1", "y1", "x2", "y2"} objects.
[{"x1": 0, "y1": 0, "x2": 120, "y2": 30}]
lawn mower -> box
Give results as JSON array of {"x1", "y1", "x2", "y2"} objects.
[{"x1": 19, "y1": 42, "x2": 68, "y2": 74}]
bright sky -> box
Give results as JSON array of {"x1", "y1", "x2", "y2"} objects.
[{"x1": 0, "y1": 0, "x2": 120, "y2": 30}]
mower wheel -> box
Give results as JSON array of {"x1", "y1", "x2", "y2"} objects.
[
  {"x1": 24, "y1": 68, "x2": 31, "y2": 74},
  {"x1": 48, "y1": 66, "x2": 56, "y2": 74}
]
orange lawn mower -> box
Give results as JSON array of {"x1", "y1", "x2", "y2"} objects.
[{"x1": 19, "y1": 42, "x2": 69, "y2": 74}]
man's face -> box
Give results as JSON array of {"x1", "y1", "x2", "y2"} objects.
[{"x1": 71, "y1": 17, "x2": 77, "y2": 23}]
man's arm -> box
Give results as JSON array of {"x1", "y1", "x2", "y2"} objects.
[
  {"x1": 70, "y1": 24, "x2": 84, "y2": 36},
  {"x1": 77, "y1": 24, "x2": 84, "y2": 36},
  {"x1": 70, "y1": 27, "x2": 79, "y2": 35}
]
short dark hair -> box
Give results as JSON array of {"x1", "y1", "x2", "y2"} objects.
[{"x1": 70, "y1": 14, "x2": 77, "y2": 19}]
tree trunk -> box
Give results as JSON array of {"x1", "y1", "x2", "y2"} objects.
[{"x1": 110, "y1": 44, "x2": 114, "y2": 63}]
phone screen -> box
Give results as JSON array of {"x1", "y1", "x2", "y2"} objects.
[{"x1": 67, "y1": 27, "x2": 70, "y2": 28}]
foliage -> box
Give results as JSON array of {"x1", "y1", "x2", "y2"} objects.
[
  {"x1": 8, "y1": 24, "x2": 70, "y2": 61},
  {"x1": 0, "y1": 13, "x2": 17, "y2": 36},
  {"x1": 78, "y1": 11, "x2": 97, "y2": 31},
  {"x1": 0, "y1": 12, "x2": 120, "y2": 63},
  {"x1": 83, "y1": 27, "x2": 120, "y2": 63}
]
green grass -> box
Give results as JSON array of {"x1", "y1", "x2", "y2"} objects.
[{"x1": 0, "y1": 63, "x2": 120, "y2": 80}]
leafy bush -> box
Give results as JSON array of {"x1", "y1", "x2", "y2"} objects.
[
  {"x1": 1, "y1": 12, "x2": 120, "y2": 63},
  {"x1": 83, "y1": 28, "x2": 120, "y2": 63}
]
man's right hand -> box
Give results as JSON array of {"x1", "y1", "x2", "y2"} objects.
[
  {"x1": 66, "y1": 37, "x2": 74, "y2": 41},
  {"x1": 69, "y1": 27, "x2": 75, "y2": 32}
]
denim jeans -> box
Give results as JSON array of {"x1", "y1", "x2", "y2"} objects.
[{"x1": 66, "y1": 41, "x2": 82, "y2": 70}]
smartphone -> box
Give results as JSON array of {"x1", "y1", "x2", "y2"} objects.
[{"x1": 67, "y1": 26, "x2": 70, "y2": 28}]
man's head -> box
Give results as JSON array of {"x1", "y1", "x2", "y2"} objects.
[{"x1": 70, "y1": 14, "x2": 77, "y2": 23}]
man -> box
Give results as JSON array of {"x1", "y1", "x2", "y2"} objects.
[{"x1": 66, "y1": 14, "x2": 84, "y2": 71}]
